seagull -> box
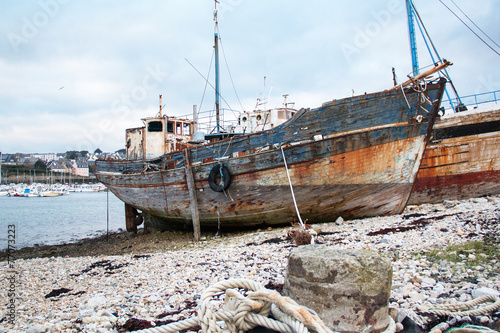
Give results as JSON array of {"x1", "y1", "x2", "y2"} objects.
[{"x1": 59, "y1": 86, "x2": 64, "y2": 90}]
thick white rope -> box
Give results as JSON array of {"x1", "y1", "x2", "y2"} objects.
[
  {"x1": 280, "y1": 145, "x2": 305, "y2": 228},
  {"x1": 418, "y1": 295, "x2": 500, "y2": 317},
  {"x1": 133, "y1": 278, "x2": 404, "y2": 333},
  {"x1": 400, "y1": 84, "x2": 411, "y2": 109},
  {"x1": 136, "y1": 278, "x2": 334, "y2": 333}
]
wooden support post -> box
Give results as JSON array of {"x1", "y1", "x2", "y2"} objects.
[
  {"x1": 183, "y1": 149, "x2": 201, "y2": 241},
  {"x1": 124, "y1": 203, "x2": 138, "y2": 234}
]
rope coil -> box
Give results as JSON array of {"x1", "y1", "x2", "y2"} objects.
[
  {"x1": 133, "y1": 280, "x2": 500, "y2": 333},
  {"x1": 418, "y1": 295, "x2": 500, "y2": 318},
  {"x1": 136, "y1": 278, "x2": 334, "y2": 333}
]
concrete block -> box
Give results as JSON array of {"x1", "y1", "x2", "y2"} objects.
[{"x1": 284, "y1": 245, "x2": 392, "y2": 333}]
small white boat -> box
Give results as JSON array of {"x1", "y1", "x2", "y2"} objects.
[{"x1": 40, "y1": 191, "x2": 63, "y2": 197}]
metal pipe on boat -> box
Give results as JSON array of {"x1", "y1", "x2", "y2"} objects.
[
  {"x1": 386, "y1": 60, "x2": 452, "y2": 91},
  {"x1": 159, "y1": 94, "x2": 163, "y2": 117},
  {"x1": 193, "y1": 105, "x2": 198, "y2": 132}
]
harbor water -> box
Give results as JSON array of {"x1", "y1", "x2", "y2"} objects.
[{"x1": 0, "y1": 191, "x2": 125, "y2": 250}]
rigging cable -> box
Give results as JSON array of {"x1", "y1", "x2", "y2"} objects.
[
  {"x1": 219, "y1": 36, "x2": 246, "y2": 115},
  {"x1": 437, "y1": 0, "x2": 500, "y2": 57},
  {"x1": 185, "y1": 57, "x2": 239, "y2": 130},
  {"x1": 197, "y1": 50, "x2": 215, "y2": 116},
  {"x1": 411, "y1": 0, "x2": 463, "y2": 109},
  {"x1": 449, "y1": 0, "x2": 500, "y2": 50}
]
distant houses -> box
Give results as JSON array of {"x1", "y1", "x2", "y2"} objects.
[
  {"x1": 31, "y1": 153, "x2": 58, "y2": 162},
  {"x1": 1, "y1": 150, "x2": 125, "y2": 184},
  {"x1": 1, "y1": 151, "x2": 125, "y2": 177},
  {"x1": 74, "y1": 157, "x2": 89, "y2": 177},
  {"x1": 1, "y1": 154, "x2": 17, "y2": 165},
  {"x1": 46, "y1": 160, "x2": 73, "y2": 174},
  {"x1": 45, "y1": 158, "x2": 89, "y2": 177}
]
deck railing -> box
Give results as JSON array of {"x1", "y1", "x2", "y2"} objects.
[
  {"x1": 180, "y1": 108, "x2": 242, "y2": 135},
  {"x1": 442, "y1": 90, "x2": 499, "y2": 111}
]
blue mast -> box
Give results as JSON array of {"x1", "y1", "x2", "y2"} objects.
[
  {"x1": 408, "y1": 1, "x2": 465, "y2": 112},
  {"x1": 214, "y1": 1, "x2": 221, "y2": 134},
  {"x1": 406, "y1": 0, "x2": 419, "y2": 76}
]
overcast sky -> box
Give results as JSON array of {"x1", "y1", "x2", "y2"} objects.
[{"x1": 1, "y1": 0, "x2": 499, "y2": 154}]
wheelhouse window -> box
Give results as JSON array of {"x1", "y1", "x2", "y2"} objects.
[
  {"x1": 176, "y1": 122, "x2": 182, "y2": 135},
  {"x1": 278, "y1": 111, "x2": 286, "y2": 119},
  {"x1": 183, "y1": 123, "x2": 191, "y2": 135},
  {"x1": 148, "y1": 121, "x2": 163, "y2": 132},
  {"x1": 167, "y1": 121, "x2": 174, "y2": 133}
]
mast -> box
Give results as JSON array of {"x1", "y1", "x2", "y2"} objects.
[
  {"x1": 407, "y1": 1, "x2": 465, "y2": 111},
  {"x1": 159, "y1": 94, "x2": 163, "y2": 117},
  {"x1": 214, "y1": 0, "x2": 221, "y2": 134},
  {"x1": 406, "y1": 0, "x2": 419, "y2": 76}
]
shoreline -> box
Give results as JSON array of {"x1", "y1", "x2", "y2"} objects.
[
  {"x1": 1, "y1": 195, "x2": 499, "y2": 261},
  {"x1": 1, "y1": 195, "x2": 499, "y2": 332},
  {"x1": 0, "y1": 228, "x2": 239, "y2": 261}
]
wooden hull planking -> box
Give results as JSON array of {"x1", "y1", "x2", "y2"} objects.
[{"x1": 409, "y1": 107, "x2": 500, "y2": 204}]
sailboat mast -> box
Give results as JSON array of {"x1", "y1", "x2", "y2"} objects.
[
  {"x1": 214, "y1": 1, "x2": 221, "y2": 134},
  {"x1": 406, "y1": 0, "x2": 419, "y2": 76}
]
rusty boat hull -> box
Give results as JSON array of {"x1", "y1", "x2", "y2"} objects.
[
  {"x1": 408, "y1": 106, "x2": 500, "y2": 205},
  {"x1": 96, "y1": 79, "x2": 446, "y2": 230}
]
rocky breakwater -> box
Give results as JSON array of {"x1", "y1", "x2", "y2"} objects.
[{"x1": 0, "y1": 195, "x2": 499, "y2": 332}]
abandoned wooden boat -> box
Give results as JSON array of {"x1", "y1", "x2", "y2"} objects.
[
  {"x1": 95, "y1": 4, "x2": 448, "y2": 232},
  {"x1": 403, "y1": 0, "x2": 500, "y2": 205},
  {"x1": 96, "y1": 77, "x2": 447, "y2": 231},
  {"x1": 408, "y1": 104, "x2": 500, "y2": 204}
]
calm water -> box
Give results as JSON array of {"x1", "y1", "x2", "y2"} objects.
[{"x1": 0, "y1": 191, "x2": 125, "y2": 250}]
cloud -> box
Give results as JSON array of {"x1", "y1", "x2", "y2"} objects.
[{"x1": 1, "y1": 0, "x2": 499, "y2": 153}]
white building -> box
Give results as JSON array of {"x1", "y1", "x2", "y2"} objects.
[{"x1": 30, "y1": 153, "x2": 57, "y2": 162}]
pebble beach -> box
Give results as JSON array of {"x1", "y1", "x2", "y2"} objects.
[{"x1": 1, "y1": 195, "x2": 499, "y2": 333}]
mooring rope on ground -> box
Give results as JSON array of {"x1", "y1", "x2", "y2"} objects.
[
  {"x1": 133, "y1": 279, "x2": 499, "y2": 333},
  {"x1": 134, "y1": 278, "x2": 402, "y2": 333},
  {"x1": 136, "y1": 278, "x2": 334, "y2": 333},
  {"x1": 418, "y1": 294, "x2": 500, "y2": 318}
]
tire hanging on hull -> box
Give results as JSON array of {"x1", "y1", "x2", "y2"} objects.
[{"x1": 208, "y1": 164, "x2": 231, "y2": 192}]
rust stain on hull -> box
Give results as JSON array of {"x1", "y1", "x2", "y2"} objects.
[{"x1": 409, "y1": 107, "x2": 500, "y2": 205}]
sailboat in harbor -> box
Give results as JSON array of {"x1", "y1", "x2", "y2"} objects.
[
  {"x1": 96, "y1": 2, "x2": 448, "y2": 233},
  {"x1": 405, "y1": 0, "x2": 500, "y2": 205}
]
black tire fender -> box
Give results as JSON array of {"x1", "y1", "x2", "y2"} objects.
[{"x1": 208, "y1": 164, "x2": 231, "y2": 192}]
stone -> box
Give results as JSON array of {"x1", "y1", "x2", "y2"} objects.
[
  {"x1": 421, "y1": 277, "x2": 436, "y2": 287},
  {"x1": 409, "y1": 291, "x2": 426, "y2": 302},
  {"x1": 26, "y1": 324, "x2": 47, "y2": 333},
  {"x1": 472, "y1": 287, "x2": 499, "y2": 298},
  {"x1": 283, "y1": 245, "x2": 392, "y2": 333},
  {"x1": 79, "y1": 308, "x2": 95, "y2": 318},
  {"x1": 86, "y1": 296, "x2": 107, "y2": 309}
]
